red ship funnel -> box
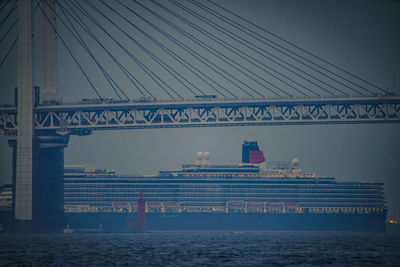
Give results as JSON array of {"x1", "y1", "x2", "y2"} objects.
[
  {"x1": 249, "y1": 150, "x2": 265, "y2": 164},
  {"x1": 242, "y1": 141, "x2": 265, "y2": 164}
]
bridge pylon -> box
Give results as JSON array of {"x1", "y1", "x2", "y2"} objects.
[
  {"x1": 8, "y1": 0, "x2": 66, "y2": 233},
  {"x1": 15, "y1": 0, "x2": 34, "y2": 225}
]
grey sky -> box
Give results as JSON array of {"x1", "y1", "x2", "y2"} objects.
[{"x1": 0, "y1": 0, "x2": 399, "y2": 218}]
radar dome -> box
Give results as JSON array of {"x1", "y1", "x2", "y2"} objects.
[
  {"x1": 291, "y1": 158, "x2": 299, "y2": 168},
  {"x1": 203, "y1": 152, "x2": 210, "y2": 160},
  {"x1": 196, "y1": 152, "x2": 204, "y2": 160}
]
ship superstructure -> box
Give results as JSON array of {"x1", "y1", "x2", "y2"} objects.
[{"x1": 64, "y1": 141, "x2": 387, "y2": 232}]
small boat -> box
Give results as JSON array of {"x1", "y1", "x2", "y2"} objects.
[{"x1": 63, "y1": 224, "x2": 74, "y2": 234}]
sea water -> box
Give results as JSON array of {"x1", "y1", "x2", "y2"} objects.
[{"x1": 1, "y1": 232, "x2": 399, "y2": 266}]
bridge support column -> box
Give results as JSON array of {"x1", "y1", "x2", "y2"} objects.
[
  {"x1": 9, "y1": 133, "x2": 69, "y2": 232},
  {"x1": 32, "y1": 134, "x2": 69, "y2": 232}
]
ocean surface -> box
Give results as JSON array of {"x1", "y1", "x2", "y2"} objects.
[{"x1": 1, "y1": 232, "x2": 399, "y2": 266}]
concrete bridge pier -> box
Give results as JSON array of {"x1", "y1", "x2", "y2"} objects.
[
  {"x1": 8, "y1": 133, "x2": 69, "y2": 233},
  {"x1": 33, "y1": 134, "x2": 69, "y2": 232}
]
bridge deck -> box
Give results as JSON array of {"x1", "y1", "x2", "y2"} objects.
[{"x1": 1, "y1": 97, "x2": 399, "y2": 137}]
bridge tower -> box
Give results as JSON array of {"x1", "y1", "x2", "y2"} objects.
[
  {"x1": 11, "y1": 0, "x2": 68, "y2": 232},
  {"x1": 14, "y1": 0, "x2": 34, "y2": 227},
  {"x1": 41, "y1": 0, "x2": 57, "y2": 102}
]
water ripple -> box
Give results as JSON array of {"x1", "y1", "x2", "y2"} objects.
[{"x1": 0, "y1": 232, "x2": 399, "y2": 266}]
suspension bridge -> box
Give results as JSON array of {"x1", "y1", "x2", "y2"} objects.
[{"x1": 0, "y1": 0, "x2": 399, "y2": 231}]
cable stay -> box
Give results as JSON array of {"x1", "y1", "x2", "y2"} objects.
[
  {"x1": 130, "y1": 0, "x2": 266, "y2": 99},
  {"x1": 34, "y1": 0, "x2": 103, "y2": 100},
  {"x1": 0, "y1": 0, "x2": 12, "y2": 14},
  {"x1": 142, "y1": 0, "x2": 288, "y2": 98},
  {"x1": 61, "y1": 0, "x2": 152, "y2": 99},
  {"x1": 71, "y1": 0, "x2": 203, "y2": 99},
  {"x1": 58, "y1": 4, "x2": 128, "y2": 101},
  {"x1": 70, "y1": 0, "x2": 204, "y2": 98},
  {"x1": 79, "y1": 0, "x2": 180, "y2": 101},
  {"x1": 0, "y1": 35, "x2": 17, "y2": 69},
  {"x1": 136, "y1": 0, "x2": 284, "y2": 98},
  {"x1": 189, "y1": 0, "x2": 364, "y2": 96},
  {"x1": 0, "y1": 18, "x2": 17, "y2": 44},
  {"x1": 82, "y1": 0, "x2": 183, "y2": 101},
  {"x1": 205, "y1": 0, "x2": 389, "y2": 95},
  {"x1": 7, "y1": 0, "x2": 388, "y2": 103},
  {"x1": 116, "y1": 0, "x2": 247, "y2": 99},
  {"x1": 144, "y1": 0, "x2": 292, "y2": 98},
  {"x1": 159, "y1": 0, "x2": 320, "y2": 97},
  {"x1": 50, "y1": 1, "x2": 126, "y2": 100},
  {"x1": 0, "y1": 0, "x2": 42, "y2": 71},
  {"x1": 94, "y1": 0, "x2": 232, "y2": 99},
  {"x1": 0, "y1": 0, "x2": 17, "y2": 32},
  {"x1": 110, "y1": 0, "x2": 238, "y2": 99},
  {"x1": 183, "y1": 0, "x2": 350, "y2": 97},
  {"x1": 69, "y1": 0, "x2": 169, "y2": 101},
  {"x1": 149, "y1": 0, "x2": 310, "y2": 97},
  {"x1": 139, "y1": 0, "x2": 286, "y2": 98},
  {"x1": 122, "y1": 0, "x2": 257, "y2": 99}
]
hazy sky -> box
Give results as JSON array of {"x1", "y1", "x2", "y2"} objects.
[{"x1": 0, "y1": 0, "x2": 399, "y2": 218}]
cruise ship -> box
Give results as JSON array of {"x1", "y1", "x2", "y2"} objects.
[{"x1": 64, "y1": 141, "x2": 387, "y2": 232}]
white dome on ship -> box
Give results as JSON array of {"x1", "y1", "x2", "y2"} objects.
[
  {"x1": 291, "y1": 158, "x2": 299, "y2": 168},
  {"x1": 196, "y1": 152, "x2": 204, "y2": 160},
  {"x1": 203, "y1": 152, "x2": 210, "y2": 160}
]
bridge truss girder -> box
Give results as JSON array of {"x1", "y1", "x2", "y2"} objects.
[{"x1": 1, "y1": 97, "x2": 400, "y2": 136}]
